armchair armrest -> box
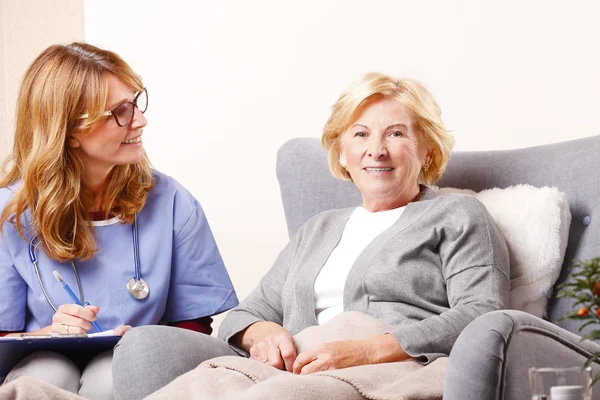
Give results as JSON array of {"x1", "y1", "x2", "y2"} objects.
[{"x1": 444, "y1": 310, "x2": 600, "y2": 400}]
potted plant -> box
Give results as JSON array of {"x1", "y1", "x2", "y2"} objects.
[{"x1": 557, "y1": 257, "x2": 600, "y2": 386}]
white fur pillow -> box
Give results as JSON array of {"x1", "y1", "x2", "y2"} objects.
[{"x1": 433, "y1": 184, "x2": 571, "y2": 318}]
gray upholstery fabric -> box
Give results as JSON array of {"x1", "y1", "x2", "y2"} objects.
[
  {"x1": 444, "y1": 310, "x2": 600, "y2": 400},
  {"x1": 276, "y1": 135, "x2": 600, "y2": 332},
  {"x1": 276, "y1": 135, "x2": 600, "y2": 400},
  {"x1": 276, "y1": 138, "x2": 361, "y2": 237}
]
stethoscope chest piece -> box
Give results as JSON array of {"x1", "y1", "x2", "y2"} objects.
[{"x1": 127, "y1": 277, "x2": 150, "y2": 299}]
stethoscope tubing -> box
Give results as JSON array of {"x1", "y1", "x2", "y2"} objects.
[
  {"x1": 29, "y1": 245, "x2": 84, "y2": 313},
  {"x1": 29, "y1": 214, "x2": 142, "y2": 311},
  {"x1": 132, "y1": 213, "x2": 141, "y2": 281}
]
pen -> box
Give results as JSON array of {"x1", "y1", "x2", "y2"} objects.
[{"x1": 52, "y1": 270, "x2": 103, "y2": 333}]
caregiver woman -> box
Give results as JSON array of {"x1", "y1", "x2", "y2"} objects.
[
  {"x1": 0, "y1": 42, "x2": 238, "y2": 399},
  {"x1": 113, "y1": 72, "x2": 510, "y2": 400}
]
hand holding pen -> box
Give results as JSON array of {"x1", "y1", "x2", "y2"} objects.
[{"x1": 51, "y1": 271, "x2": 103, "y2": 334}]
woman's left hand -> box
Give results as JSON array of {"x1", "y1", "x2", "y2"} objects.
[
  {"x1": 292, "y1": 334, "x2": 410, "y2": 374},
  {"x1": 292, "y1": 340, "x2": 370, "y2": 374},
  {"x1": 114, "y1": 325, "x2": 132, "y2": 336}
]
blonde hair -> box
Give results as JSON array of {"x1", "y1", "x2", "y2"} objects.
[
  {"x1": 322, "y1": 72, "x2": 454, "y2": 184},
  {"x1": 0, "y1": 42, "x2": 155, "y2": 262}
]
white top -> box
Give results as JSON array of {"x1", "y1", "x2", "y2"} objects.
[{"x1": 314, "y1": 205, "x2": 405, "y2": 324}]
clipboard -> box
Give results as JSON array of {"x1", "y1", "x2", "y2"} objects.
[{"x1": 0, "y1": 333, "x2": 121, "y2": 383}]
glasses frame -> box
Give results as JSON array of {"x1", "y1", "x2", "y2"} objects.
[{"x1": 78, "y1": 88, "x2": 148, "y2": 127}]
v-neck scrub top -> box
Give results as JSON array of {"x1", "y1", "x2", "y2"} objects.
[{"x1": 0, "y1": 171, "x2": 239, "y2": 332}]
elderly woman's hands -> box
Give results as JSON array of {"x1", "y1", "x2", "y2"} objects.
[
  {"x1": 236, "y1": 321, "x2": 298, "y2": 371},
  {"x1": 237, "y1": 326, "x2": 411, "y2": 374},
  {"x1": 293, "y1": 334, "x2": 410, "y2": 374},
  {"x1": 292, "y1": 339, "x2": 370, "y2": 374}
]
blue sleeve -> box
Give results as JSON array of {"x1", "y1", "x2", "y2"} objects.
[
  {"x1": 164, "y1": 197, "x2": 239, "y2": 323},
  {"x1": 0, "y1": 190, "x2": 27, "y2": 331}
]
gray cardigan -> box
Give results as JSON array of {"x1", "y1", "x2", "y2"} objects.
[{"x1": 219, "y1": 187, "x2": 510, "y2": 362}]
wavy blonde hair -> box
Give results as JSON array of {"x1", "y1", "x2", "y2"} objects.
[
  {"x1": 0, "y1": 42, "x2": 155, "y2": 262},
  {"x1": 322, "y1": 72, "x2": 454, "y2": 184}
]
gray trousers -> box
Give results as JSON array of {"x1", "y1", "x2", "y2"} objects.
[
  {"x1": 4, "y1": 349, "x2": 114, "y2": 400},
  {"x1": 112, "y1": 325, "x2": 239, "y2": 400}
]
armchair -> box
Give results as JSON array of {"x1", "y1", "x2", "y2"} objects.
[{"x1": 275, "y1": 135, "x2": 600, "y2": 400}]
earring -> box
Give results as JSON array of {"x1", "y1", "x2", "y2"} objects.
[{"x1": 423, "y1": 163, "x2": 430, "y2": 172}]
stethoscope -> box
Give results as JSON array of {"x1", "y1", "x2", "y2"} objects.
[{"x1": 29, "y1": 214, "x2": 150, "y2": 312}]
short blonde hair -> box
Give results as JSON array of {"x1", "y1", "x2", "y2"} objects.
[
  {"x1": 322, "y1": 72, "x2": 454, "y2": 184},
  {"x1": 0, "y1": 42, "x2": 154, "y2": 262}
]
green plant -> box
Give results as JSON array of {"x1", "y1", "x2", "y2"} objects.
[{"x1": 557, "y1": 257, "x2": 600, "y2": 385}]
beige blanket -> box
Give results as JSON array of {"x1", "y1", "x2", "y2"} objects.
[
  {"x1": 148, "y1": 312, "x2": 447, "y2": 400},
  {"x1": 0, "y1": 312, "x2": 447, "y2": 400}
]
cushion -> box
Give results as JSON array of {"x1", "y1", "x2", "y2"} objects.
[{"x1": 432, "y1": 184, "x2": 572, "y2": 318}]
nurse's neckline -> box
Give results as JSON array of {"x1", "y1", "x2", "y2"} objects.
[{"x1": 88, "y1": 209, "x2": 118, "y2": 221}]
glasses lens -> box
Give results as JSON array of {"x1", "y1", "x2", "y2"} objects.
[
  {"x1": 136, "y1": 89, "x2": 148, "y2": 114},
  {"x1": 113, "y1": 103, "x2": 134, "y2": 127}
]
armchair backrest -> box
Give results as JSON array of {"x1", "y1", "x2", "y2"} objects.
[{"x1": 276, "y1": 135, "x2": 600, "y2": 334}]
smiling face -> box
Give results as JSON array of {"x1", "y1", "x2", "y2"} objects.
[
  {"x1": 339, "y1": 97, "x2": 431, "y2": 212},
  {"x1": 70, "y1": 74, "x2": 147, "y2": 188}
]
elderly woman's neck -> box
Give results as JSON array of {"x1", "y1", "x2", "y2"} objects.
[{"x1": 361, "y1": 187, "x2": 421, "y2": 213}]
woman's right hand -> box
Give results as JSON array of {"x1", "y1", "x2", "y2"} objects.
[
  {"x1": 2, "y1": 304, "x2": 98, "y2": 338},
  {"x1": 238, "y1": 321, "x2": 297, "y2": 371},
  {"x1": 49, "y1": 304, "x2": 99, "y2": 334}
]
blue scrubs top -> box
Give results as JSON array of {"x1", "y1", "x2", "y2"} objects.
[{"x1": 0, "y1": 171, "x2": 239, "y2": 332}]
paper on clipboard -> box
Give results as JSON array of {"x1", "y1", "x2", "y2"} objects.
[{"x1": 0, "y1": 330, "x2": 122, "y2": 383}]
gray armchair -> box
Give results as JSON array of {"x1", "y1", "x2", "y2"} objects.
[{"x1": 276, "y1": 135, "x2": 600, "y2": 400}]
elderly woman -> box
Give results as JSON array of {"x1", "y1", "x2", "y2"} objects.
[{"x1": 111, "y1": 72, "x2": 510, "y2": 400}]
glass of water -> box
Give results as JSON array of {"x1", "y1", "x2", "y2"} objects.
[{"x1": 529, "y1": 366, "x2": 592, "y2": 400}]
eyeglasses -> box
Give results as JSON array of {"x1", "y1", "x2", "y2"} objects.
[{"x1": 79, "y1": 88, "x2": 148, "y2": 127}]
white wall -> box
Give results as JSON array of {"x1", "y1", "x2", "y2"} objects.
[
  {"x1": 0, "y1": 0, "x2": 83, "y2": 164},
  {"x1": 83, "y1": 0, "x2": 600, "y2": 326}
]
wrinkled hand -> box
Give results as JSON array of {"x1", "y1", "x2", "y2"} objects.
[
  {"x1": 51, "y1": 304, "x2": 99, "y2": 334},
  {"x1": 293, "y1": 340, "x2": 370, "y2": 374},
  {"x1": 249, "y1": 330, "x2": 297, "y2": 371},
  {"x1": 114, "y1": 325, "x2": 132, "y2": 336}
]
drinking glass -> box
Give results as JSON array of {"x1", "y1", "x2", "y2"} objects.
[{"x1": 529, "y1": 366, "x2": 592, "y2": 400}]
